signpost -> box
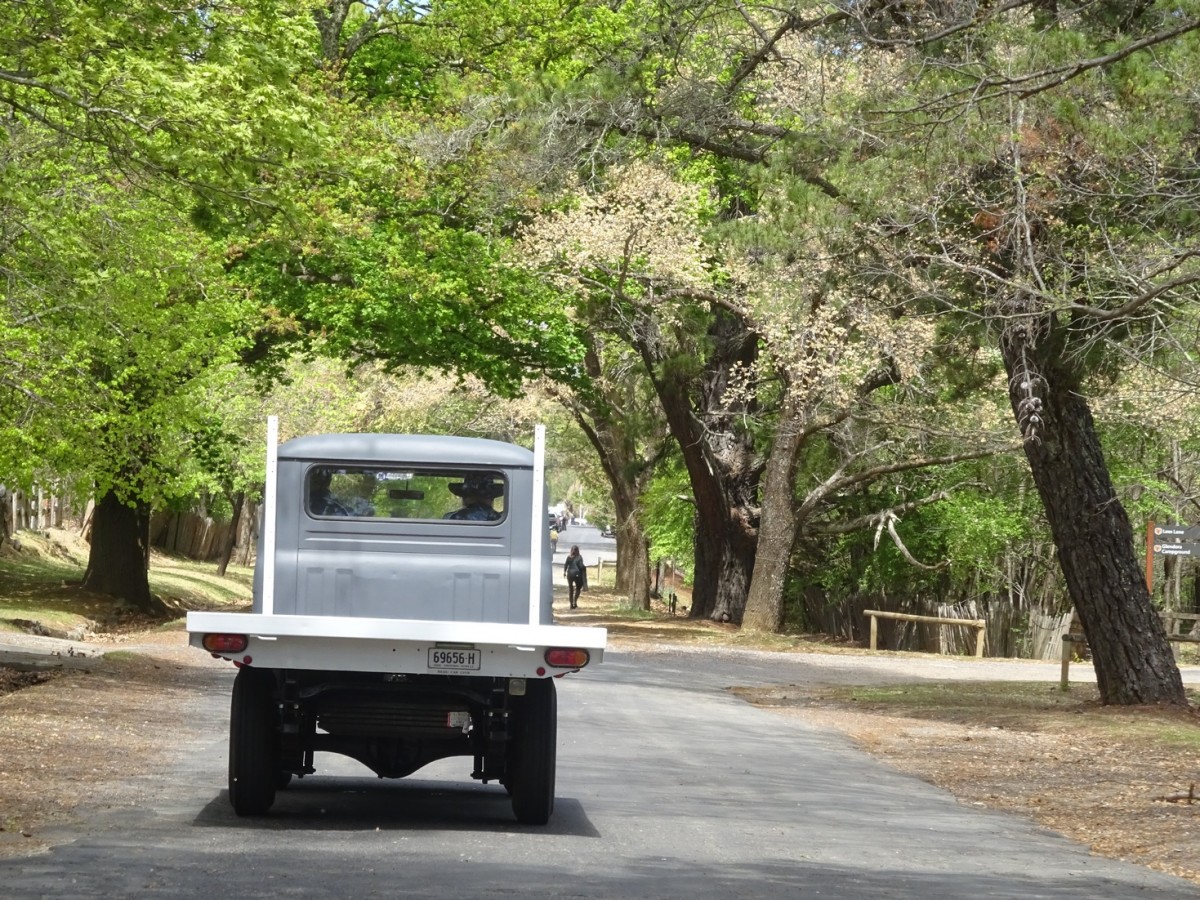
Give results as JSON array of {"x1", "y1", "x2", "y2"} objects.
[
  {"x1": 1152, "y1": 543, "x2": 1200, "y2": 558},
  {"x1": 1146, "y1": 522, "x2": 1200, "y2": 592}
]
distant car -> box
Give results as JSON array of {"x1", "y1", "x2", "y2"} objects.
[{"x1": 600, "y1": 525, "x2": 616, "y2": 538}]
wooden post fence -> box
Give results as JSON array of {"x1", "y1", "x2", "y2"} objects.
[
  {"x1": 863, "y1": 609, "x2": 987, "y2": 658},
  {"x1": 1060, "y1": 613, "x2": 1200, "y2": 689}
]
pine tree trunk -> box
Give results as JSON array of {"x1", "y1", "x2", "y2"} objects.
[
  {"x1": 659, "y1": 389, "x2": 758, "y2": 623},
  {"x1": 627, "y1": 306, "x2": 760, "y2": 622},
  {"x1": 81, "y1": 489, "x2": 155, "y2": 613},
  {"x1": 1003, "y1": 328, "x2": 1185, "y2": 705}
]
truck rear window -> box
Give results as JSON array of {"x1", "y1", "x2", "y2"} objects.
[{"x1": 306, "y1": 466, "x2": 507, "y2": 523}]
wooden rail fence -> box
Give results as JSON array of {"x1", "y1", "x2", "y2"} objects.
[
  {"x1": 863, "y1": 609, "x2": 987, "y2": 658},
  {"x1": 1060, "y1": 612, "x2": 1200, "y2": 689}
]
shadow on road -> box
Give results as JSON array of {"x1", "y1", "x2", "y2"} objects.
[{"x1": 192, "y1": 777, "x2": 601, "y2": 838}]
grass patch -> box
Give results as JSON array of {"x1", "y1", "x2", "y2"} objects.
[
  {"x1": 149, "y1": 563, "x2": 253, "y2": 608},
  {"x1": 0, "y1": 528, "x2": 252, "y2": 635},
  {"x1": 100, "y1": 650, "x2": 144, "y2": 663},
  {"x1": 763, "y1": 680, "x2": 1200, "y2": 745},
  {"x1": 593, "y1": 604, "x2": 660, "y2": 621},
  {"x1": 826, "y1": 681, "x2": 1089, "y2": 710},
  {"x1": 1090, "y1": 713, "x2": 1200, "y2": 748}
]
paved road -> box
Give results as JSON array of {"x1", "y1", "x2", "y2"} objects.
[
  {"x1": 551, "y1": 522, "x2": 615, "y2": 571},
  {"x1": 2, "y1": 645, "x2": 1196, "y2": 898}
]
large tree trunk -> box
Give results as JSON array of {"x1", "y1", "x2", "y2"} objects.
[
  {"x1": 691, "y1": 504, "x2": 756, "y2": 622},
  {"x1": 742, "y1": 402, "x2": 804, "y2": 632},
  {"x1": 665, "y1": 311, "x2": 760, "y2": 623},
  {"x1": 610, "y1": 488, "x2": 652, "y2": 608},
  {"x1": 81, "y1": 489, "x2": 155, "y2": 613},
  {"x1": 565, "y1": 341, "x2": 659, "y2": 609},
  {"x1": 613, "y1": 515, "x2": 653, "y2": 610},
  {"x1": 216, "y1": 491, "x2": 245, "y2": 578},
  {"x1": 1002, "y1": 325, "x2": 1185, "y2": 705},
  {"x1": 624, "y1": 304, "x2": 760, "y2": 623}
]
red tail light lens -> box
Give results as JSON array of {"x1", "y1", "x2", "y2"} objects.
[
  {"x1": 203, "y1": 633, "x2": 248, "y2": 653},
  {"x1": 544, "y1": 648, "x2": 589, "y2": 669}
]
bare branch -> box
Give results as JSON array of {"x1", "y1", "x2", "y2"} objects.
[
  {"x1": 808, "y1": 488, "x2": 955, "y2": 536},
  {"x1": 799, "y1": 444, "x2": 1018, "y2": 522},
  {"x1": 1066, "y1": 264, "x2": 1200, "y2": 323},
  {"x1": 1009, "y1": 18, "x2": 1200, "y2": 100},
  {"x1": 879, "y1": 511, "x2": 947, "y2": 571},
  {"x1": 725, "y1": 7, "x2": 850, "y2": 95}
]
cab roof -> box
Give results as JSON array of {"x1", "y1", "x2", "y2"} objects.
[{"x1": 279, "y1": 433, "x2": 534, "y2": 468}]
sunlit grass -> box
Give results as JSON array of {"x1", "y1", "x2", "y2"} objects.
[
  {"x1": 777, "y1": 680, "x2": 1200, "y2": 747},
  {"x1": 0, "y1": 529, "x2": 252, "y2": 631}
]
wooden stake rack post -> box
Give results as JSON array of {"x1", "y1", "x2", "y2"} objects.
[{"x1": 863, "y1": 609, "x2": 987, "y2": 658}]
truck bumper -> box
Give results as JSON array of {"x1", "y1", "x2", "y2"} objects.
[{"x1": 186, "y1": 612, "x2": 607, "y2": 678}]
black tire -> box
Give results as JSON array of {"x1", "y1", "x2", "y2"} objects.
[
  {"x1": 510, "y1": 677, "x2": 557, "y2": 825},
  {"x1": 228, "y1": 666, "x2": 278, "y2": 816}
]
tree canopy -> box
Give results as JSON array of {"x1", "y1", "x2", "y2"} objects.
[{"x1": 4, "y1": 0, "x2": 1200, "y2": 705}]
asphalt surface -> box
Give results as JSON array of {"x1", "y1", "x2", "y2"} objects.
[
  {"x1": 3, "y1": 640, "x2": 1198, "y2": 898},
  {"x1": 2, "y1": 523, "x2": 1196, "y2": 896},
  {"x1": 551, "y1": 522, "x2": 616, "y2": 572}
]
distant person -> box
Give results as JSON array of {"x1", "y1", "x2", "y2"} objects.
[
  {"x1": 444, "y1": 474, "x2": 503, "y2": 521},
  {"x1": 563, "y1": 545, "x2": 587, "y2": 609},
  {"x1": 549, "y1": 527, "x2": 559, "y2": 553}
]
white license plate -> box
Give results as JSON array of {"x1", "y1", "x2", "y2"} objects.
[{"x1": 428, "y1": 647, "x2": 481, "y2": 671}]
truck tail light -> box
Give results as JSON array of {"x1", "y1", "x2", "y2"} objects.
[
  {"x1": 202, "y1": 633, "x2": 248, "y2": 653},
  {"x1": 544, "y1": 648, "x2": 589, "y2": 669}
]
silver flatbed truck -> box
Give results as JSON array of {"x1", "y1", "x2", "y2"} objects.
[{"x1": 187, "y1": 423, "x2": 606, "y2": 825}]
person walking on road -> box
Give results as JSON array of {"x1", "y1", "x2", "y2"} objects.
[
  {"x1": 564, "y1": 545, "x2": 587, "y2": 609},
  {"x1": 549, "y1": 526, "x2": 559, "y2": 553}
]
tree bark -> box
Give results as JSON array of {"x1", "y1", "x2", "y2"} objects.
[
  {"x1": 81, "y1": 489, "x2": 155, "y2": 613},
  {"x1": 0, "y1": 484, "x2": 11, "y2": 551},
  {"x1": 613, "y1": 514, "x2": 653, "y2": 610},
  {"x1": 1002, "y1": 323, "x2": 1185, "y2": 705},
  {"x1": 562, "y1": 340, "x2": 660, "y2": 609},
  {"x1": 216, "y1": 491, "x2": 245, "y2": 578},
  {"x1": 647, "y1": 310, "x2": 759, "y2": 623},
  {"x1": 742, "y1": 401, "x2": 804, "y2": 632},
  {"x1": 609, "y1": 487, "x2": 652, "y2": 608},
  {"x1": 235, "y1": 499, "x2": 258, "y2": 567}
]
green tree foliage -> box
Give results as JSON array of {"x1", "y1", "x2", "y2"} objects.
[
  {"x1": 0, "y1": 0, "x2": 326, "y2": 201},
  {"x1": 641, "y1": 455, "x2": 697, "y2": 570},
  {"x1": 494, "y1": 0, "x2": 1198, "y2": 702},
  {"x1": 0, "y1": 0, "x2": 329, "y2": 608},
  {"x1": 0, "y1": 154, "x2": 253, "y2": 504}
]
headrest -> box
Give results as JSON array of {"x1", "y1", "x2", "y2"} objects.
[{"x1": 448, "y1": 475, "x2": 504, "y2": 499}]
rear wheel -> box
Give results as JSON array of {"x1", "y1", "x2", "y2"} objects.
[
  {"x1": 228, "y1": 667, "x2": 278, "y2": 816},
  {"x1": 509, "y1": 678, "x2": 557, "y2": 825}
]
